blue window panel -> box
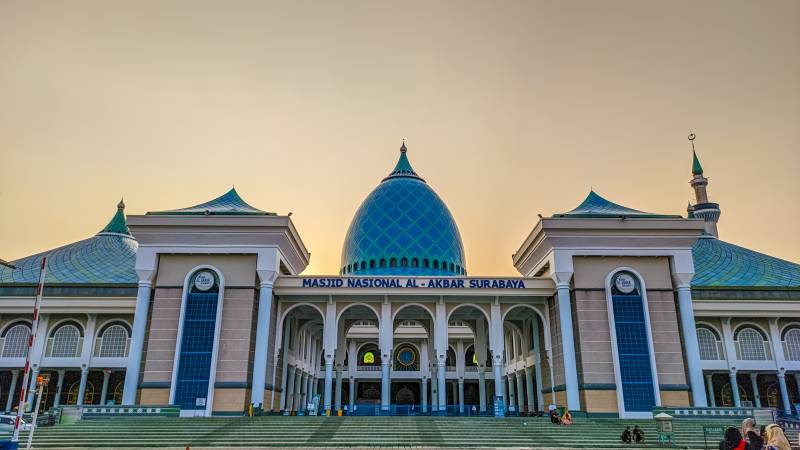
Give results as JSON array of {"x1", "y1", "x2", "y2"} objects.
[
  {"x1": 174, "y1": 292, "x2": 219, "y2": 410},
  {"x1": 612, "y1": 294, "x2": 656, "y2": 412}
]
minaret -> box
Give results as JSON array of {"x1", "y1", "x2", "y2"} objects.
[{"x1": 687, "y1": 133, "x2": 721, "y2": 237}]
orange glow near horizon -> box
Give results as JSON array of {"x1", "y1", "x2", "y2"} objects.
[{"x1": 0, "y1": 1, "x2": 798, "y2": 276}]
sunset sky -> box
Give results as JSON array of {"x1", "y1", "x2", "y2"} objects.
[{"x1": 1, "y1": 0, "x2": 798, "y2": 276}]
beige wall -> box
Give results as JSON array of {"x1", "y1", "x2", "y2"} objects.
[
  {"x1": 572, "y1": 256, "x2": 673, "y2": 290},
  {"x1": 155, "y1": 254, "x2": 257, "y2": 287},
  {"x1": 573, "y1": 289, "x2": 614, "y2": 385},
  {"x1": 143, "y1": 288, "x2": 181, "y2": 384},
  {"x1": 581, "y1": 389, "x2": 618, "y2": 413},
  {"x1": 646, "y1": 290, "x2": 687, "y2": 386}
]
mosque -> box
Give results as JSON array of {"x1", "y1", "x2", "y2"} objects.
[{"x1": 0, "y1": 138, "x2": 799, "y2": 420}]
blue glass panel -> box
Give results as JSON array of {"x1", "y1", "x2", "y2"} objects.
[
  {"x1": 173, "y1": 292, "x2": 219, "y2": 410},
  {"x1": 612, "y1": 294, "x2": 656, "y2": 412}
]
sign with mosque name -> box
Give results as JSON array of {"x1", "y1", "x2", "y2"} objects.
[{"x1": 300, "y1": 277, "x2": 527, "y2": 289}]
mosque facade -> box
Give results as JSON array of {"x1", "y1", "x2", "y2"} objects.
[{"x1": 1, "y1": 141, "x2": 799, "y2": 419}]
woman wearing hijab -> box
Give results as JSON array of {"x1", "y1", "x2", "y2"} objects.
[
  {"x1": 765, "y1": 424, "x2": 791, "y2": 450},
  {"x1": 719, "y1": 427, "x2": 747, "y2": 450},
  {"x1": 742, "y1": 418, "x2": 764, "y2": 450},
  {"x1": 561, "y1": 409, "x2": 572, "y2": 426}
]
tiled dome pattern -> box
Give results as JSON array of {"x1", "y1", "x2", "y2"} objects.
[{"x1": 341, "y1": 146, "x2": 466, "y2": 276}]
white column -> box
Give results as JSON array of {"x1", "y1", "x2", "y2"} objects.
[
  {"x1": 531, "y1": 318, "x2": 545, "y2": 412},
  {"x1": 501, "y1": 375, "x2": 508, "y2": 410},
  {"x1": 555, "y1": 282, "x2": 580, "y2": 411},
  {"x1": 489, "y1": 301, "x2": 505, "y2": 414},
  {"x1": 435, "y1": 299, "x2": 447, "y2": 412},
  {"x1": 77, "y1": 367, "x2": 90, "y2": 406},
  {"x1": 322, "y1": 300, "x2": 336, "y2": 415},
  {"x1": 729, "y1": 370, "x2": 741, "y2": 407},
  {"x1": 431, "y1": 367, "x2": 439, "y2": 411},
  {"x1": 476, "y1": 318, "x2": 488, "y2": 413},
  {"x1": 749, "y1": 372, "x2": 761, "y2": 408},
  {"x1": 458, "y1": 379, "x2": 465, "y2": 414},
  {"x1": 705, "y1": 372, "x2": 716, "y2": 407},
  {"x1": 348, "y1": 339, "x2": 356, "y2": 412},
  {"x1": 306, "y1": 374, "x2": 314, "y2": 410},
  {"x1": 250, "y1": 279, "x2": 275, "y2": 407},
  {"x1": 675, "y1": 282, "x2": 707, "y2": 406},
  {"x1": 299, "y1": 373, "x2": 308, "y2": 413},
  {"x1": 507, "y1": 374, "x2": 516, "y2": 412},
  {"x1": 123, "y1": 278, "x2": 153, "y2": 405},
  {"x1": 100, "y1": 369, "x2": 111, "y2": 405},
  {"x1": 421, "y1": 377, "x2": 428, "y2": 412},
  {"x1": 334, "y1": 370, "x2": 343, "y2": 412},
  {"x1": 5, "y1": 369, "x2": 19, "y2": 412},
  {"x1": 52, "y1": 369, "x2": 65, "y2": 408},
  {"x1": 777, "y1": 371, "x2": 791, "y2": 415},
  {"x1": 279, "y1": 320, "x2": 292, "y2": 412},
  {"x1": 516, "y1": 371, "x2": 525, "y2": 414},
  {"x1": 768, "y1": 318, "x2": 792, "y2": 414},
  {"x1": 379, "y1": 299, "x2": 393, "y2": 413},
  {"x1": 525, "y1": 367, "x2": 535, "y2": 413},
  {"x1": 81, "y1": 314, "x2": 97, "y2": 367},
  {"x1": 285, "y1": 366, "x2": 296, "y2": 413},
  {"x1": 293, "y1": 369, "x2": 302, "y2": 412}
]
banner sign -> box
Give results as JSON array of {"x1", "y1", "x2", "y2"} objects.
[{"x1": 300, "y1": 277, "x2": 528, "y2": 289}]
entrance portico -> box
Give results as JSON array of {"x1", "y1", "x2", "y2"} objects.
[{"x1": 271, "y1": 276, "x2": 553, "y2": 415}]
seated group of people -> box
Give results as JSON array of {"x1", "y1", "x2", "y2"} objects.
[
  {"x1": 547, "y1": 407, "x2": 572, "y2": 426},
  {"x1": 719, "y1": 418, "x2": 792, "y2": 450},
  {"x1": 620, "y1": 425, "x2": 645, "y2": 444}
]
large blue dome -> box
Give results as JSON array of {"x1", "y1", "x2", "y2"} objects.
[{"x1": 341, "y1": 143, "x2": 466, "y2": 276}]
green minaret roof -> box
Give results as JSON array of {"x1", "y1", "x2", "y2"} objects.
[
  {"x1": 692, "y1": 150, "x2": 704, "y2": 175},
  {"x1": 98, "y1": 199, "x2": 131, "y2": 235}
]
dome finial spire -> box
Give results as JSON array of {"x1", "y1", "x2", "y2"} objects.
[
  {"x1": 400, "y1": 139, "x2": 407, "y2": 154},
  {"x1": 689, "y1": 132, "x2": 703, "y2": 175},
  {"x1": 117, "y1": 197, "x2": 125, "y2": 210}
]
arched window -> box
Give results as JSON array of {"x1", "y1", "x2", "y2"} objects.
[
  {"x1": 782, "y1": 327, "x2": 800, "y2": 361},
  {"x1": 96, "y1": 323, "x2": 130, "y2": 358},
  {"x1": 608, "y1": 270, "x2": 656, "y2": 412},
  {"x1": 455, "y1": 265, "x2": 461, "y2": 274},
  {"x1": 696, "y1": 327, "x2": 722, "y2": 360},
  {"x1": 390, "y1": 258, "x2": 397, "y2": 268},
  {"x1": 449, "y1": 262, "x2": 454, "y2": 272},
  {"x1": 1, "y1": 322, "x2": 31, "y2": 358},
  {"x1": 379, "y1": 259, "x2": 387, "y2": 268},
  {"x1": 440, "y1": 261, "x2": 446, "y2": 270},
  {"x1": 370, "y1": 260, "x2": 375, "y2": 269},
  {"x1": 735, "y1": 327, "x2": 769, "y2": 360},
  {"x1": 433, "y1": 260, "x2": 439, "y2": 269},
  {"x1": 49, "y1": 322, "x2": 82, "y2": 357},
  {"x1": 423, "y1": 259, "x2": 429, "y2": 268},
  {"x1": 401, "y1": 258, "x2": 408, "y2": 267},
  {"x1": 411, "y1": 258, "x2": 418, "y2": 268},
  {"x1": 360, "y1": 261, "x2": 366, "y2": 270}
]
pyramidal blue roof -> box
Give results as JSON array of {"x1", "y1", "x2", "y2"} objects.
[
  {"x1": 147, "y1": 188, "x2": 274, "y2": 216},
  {"x1": 0, "y1": 202, "x2": 138, "y2": 285},
  {"x1": 692, "y1": 237, "x2": 800, "y2": 288},
  {"x1": 341, "y1": 143, "x2": 466, "y2": 276},
  {"x1": 557, "y1": 190, "x2": 680, "y2": 218}
]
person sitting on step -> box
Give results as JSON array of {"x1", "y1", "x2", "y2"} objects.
[
  {"x1": 621, "y1": 426, "x2": 632, "y2": 444},
  {"x1": 632, "y1": 425, "x2": 644, "y2": 443}
]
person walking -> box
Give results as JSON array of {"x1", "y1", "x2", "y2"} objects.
[
  {"x1": 742, "y1": 418, "x2": 764, "y2": 450},
  {"x1": 764, "y1": 424, "x2": 791, "y2": 450},
  {"x1": 719, "y1": 427, "x2": 747, "y2": 450}
]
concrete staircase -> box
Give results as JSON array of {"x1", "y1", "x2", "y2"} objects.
[{"x1": 1, "y1": 416, "x2": 776, "y2": 449}]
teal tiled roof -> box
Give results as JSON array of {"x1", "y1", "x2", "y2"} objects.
[
  {"x1": 147, "y1": 188, "x2": 275, "y2": 216},
  {"x1": 692, "y1": 237, "x2": 800, "y2": 288},
  {"x1": 0, "y1": 204, "x2": 138, "y2": 285},
  {"x1": 557, "y1": 190, "x2": 680, "y2": 218}
]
